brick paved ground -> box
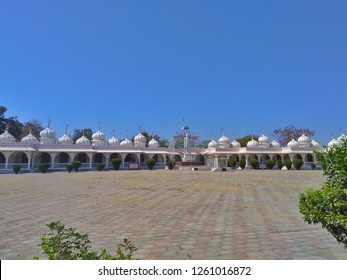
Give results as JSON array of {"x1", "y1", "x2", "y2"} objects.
[{"x1": 0, "y1": 169, "x2": 346, "y2": 260}]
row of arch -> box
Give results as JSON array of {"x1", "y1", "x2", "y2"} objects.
[{"x1": 0, "y1": 151, "x2": 315, "y2": 170}]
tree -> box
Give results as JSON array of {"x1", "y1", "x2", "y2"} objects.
[
  {"x1": 73, "y1": 128, "x2": 93, "y2": 143},
  {"x1": 236, "y1": 135, "x2": 259, "y2": 147},
  {"x1": 299, "y1": 139, "x2": 347, "y2": 247},
  {"x1": 273, "y1": 125, "x2": 315, "y2": 147},
  {"x1": 197, "y1": 139, "x2": 210, "y2": 148},
  {"x1": 21, "y1": 120, "x2": 43, "y2": 139},
  {"x1": 0, "y1": 105, "x2": 23, "y2": 140}
]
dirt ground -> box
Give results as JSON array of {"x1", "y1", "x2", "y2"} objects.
[{"x1": 1, "y1": 169, "x2": 347, "y2": 259}]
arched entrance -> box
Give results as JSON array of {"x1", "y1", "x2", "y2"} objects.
[
  {"x1": 54, "y1": 152, "x2": 71, "y2": 169},
  {"x1": 34, "y1": 152, "x2": 51, "y2": 169},
  {"x1": 0, "y1": 152, "x2": 5, "y2": 169},
  {"x1": 9, "y1": 152, "x2": 29, "y2": 169},
  {"x1": 195, "y1": 155, "x2": 205, "y2": 165}
]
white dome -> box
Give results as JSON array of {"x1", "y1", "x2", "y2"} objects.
[
  {"x1": 148, "y1": 137, "x2": 159, "y2": 148},
  {"x1": 218, "y1": 131, "x2": 230, "y2": 148},
  {"x1": 108, "y1": 133, "x2": 120, "y2": 146},
  {"x1": 247, "y1": 138, "x2": 259, "y2": 148},
  {"x1": 92, "y1": 129, "x2": 105, "y2": 141},
  {"x1": 21, "y1": 133, "x2": 39, "y2": 144},
  {"x1": 231, "y1": 139, "x2": 241, "y2": 148},
  {"x1": 134, "y1": 132, "x2": 146, "y2": 143},
  {"x1": 338, "y1": 133, "x2": 346, "y2": 143},
  {"x1": 258, "y1": 133, "x2": 270, "y2": 143},
  {"x1": 76, "y1": 135, "x2": 91, "y2": 145},
  {"x1": 58, "y1": 133, "x2": 73, "y2": 145},
  {"x1": 40, "y1": 125, "x2": 56, "y2": 139},
  {"x1": 328, "y1": 138, "x2": 340, "y2": 148},
  {"x1": 0, "y1": 128, "x2": 16, "y2": 143},
  {"x1": 208, "y1": 138, "x2": 217, "y2": 148},
  {"x1": 298, "y1": 133, "x2": 310, "y2": 143},
  {"x1": 287, "y1": 138, "x2": 299, "y2": 147},
  {"x1": 271, "y1": 140, "x2": 280, "y2": 147},
  {"x1": 120, "y1": 137, "x2": 133, "y2": 147},
  {"x1": 310, "y1": 139, "x2": 321, "y2": 147}
]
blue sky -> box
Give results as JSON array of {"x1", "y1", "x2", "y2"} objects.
[{"x1": 1, "y1": 0, "x2": 346, "y2": 144}]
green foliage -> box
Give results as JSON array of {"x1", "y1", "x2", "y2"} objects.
[
  {"x1": 34, "y1": 221, "x2": 137, "y2": 260},
  {"x1": 265, "y1": 159, "x2": 275, "y2": 170},
  {"x1": 66, "y1": 164, "x2": 73, "y2": 173},
  {"x1": 13, "y1": 164, "x2": 21, "y2": 174},
  {"x1": 228, "y1": 158, "x2": 237, "y2": 169},
  {"x1": 236, "y1": 135, "x2": 258, "y2": 147},
  {"x1": 111, "y1": 158, "x2": 122, "y2": 170},
  {"x1": 38, "y1": 163, "x2": 50, "y2": 173},
  {"x1": 293, "y1": 158, "x2": 304, "y2": 170},
  {"x1": 239, "y1": 159, "x2": 246, "y2": 169},
  {"x1": 277, "y1": 160, "x2": 284, "y2": 170},
  {"x1": 311, "y1": 163, "x2": 316, "y2": 170},
  {"x1": 250, "y1": 158, "x2": 259, "y2": 169},
  {"x1": 0, "y1": 105, "x2": 23, "y2": 140},
  {"x1": 71, "y1": 161, "x2": 82, "y2": 172},
  {"x1": 96, "y1": 163, "x2": 105, "y2": 171},
  {"x1": 284, "y1": 159, "x2": 292, "y2": 170},
  {"x1": 299, "y1": 139, "x2": 347, "y2": 247},
  {"x1": 146, "y1": 158, "x2": 156, "y2": 170},
  {"x1": 167, "y1": 160, "x2": 175, "y2": 170},
  {"x1": 21, "y1": 120, "x2": 43, "y2": 139}
]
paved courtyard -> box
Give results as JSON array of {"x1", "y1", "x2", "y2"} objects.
[{"x1": 0, "y1": 169, "x2": 347, "y2": 260}]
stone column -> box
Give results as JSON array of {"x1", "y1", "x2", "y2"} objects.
[
  {"x1": 50, "y1": 153, "x2": 57, "y2": 169},
  {"x1": 88, "y1": 153, "x2": 93, "y2": 169}
]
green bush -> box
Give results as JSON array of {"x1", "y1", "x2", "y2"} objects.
[
  {"x1": 146, "y1": 158, "x2": 156, "y2": 170},
  {"x1": 310, "y1": 163, "x2": 316, "y2": 170},
  {"x1": 265, "y1": 159, "x2": 275, "y2": 170},
  {"x1": 13, "y1": 164, "x2": 21, "y2": 174},
  {"x1": 66, "y1": 164, "x2": 73, "y2": 173},
  {"x1": 250, "y1": 158, "x2": 259, "y2": 169},
  {"x1": 228, "y1": 158, "x2": 237, "y2": 169},
  {"x1": 284, "y1": 159, "x2": 292, "y2": 170},
  {"x1": 293, "y1": 158, "x2": 304, "y2": 170},
  {"x1": 167, "y1": 160, "x2": 175, "y2": 170},
  {"x1": 38, "y1": 163, "x2": 50, "y2": 173},
  {"x1": 111, "y1": 158, "x2": 122, "y2": 170},
  {"x1": 299, "y1": 139, "x2": 347, "y2": 247},
  {"x1": 34, "y1": 221, "x2": 137, "y2": 260},
  {"x1": 71, "y1": 161, "x2": 82, "y2": 172},
  {"x1": 96, "y1": 163, "x2": 105, "y2": 171},
  {"x1": 239, "y1": 159, "x2": 246, "y2": 169},
  {"x1": 277, "y1": 160, "x2": 283, "y2": 170}
]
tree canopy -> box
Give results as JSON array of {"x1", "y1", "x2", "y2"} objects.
[
  {"x1": 273, "y1": 125, "x2": 315, "y2": 147},
  {"x1": 236, "y1": 135, "x2": 259, "y2": 147}
]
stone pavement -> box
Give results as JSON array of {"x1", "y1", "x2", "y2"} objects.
[{"x1": 0, "y1": 170, "x2": 346, "y2": 260}]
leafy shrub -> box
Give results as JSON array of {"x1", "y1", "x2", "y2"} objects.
[
  {"x1": 284, "y1": 159, "x2": 292, "y2": 170},
  {"x1": 71, "y1": 161, "x2": 82, "y2": 172},
  {"x1": 239, "y1": 159, "x2": 246, "y2": 169},
  {"x1": 34, "y1": 221, "x2": 137, "y2": 260},
  {"x1": 38, "y1": 163, "x2": 50, "y2": 173},
  {"x1": 228, "y1": 158, "x2": 237, "y2": 169},
  {"x1": 299, "y1": 139, "x2": 347, "y2": 247},
  {"x1": 250, "y1": 158, "x2": 259, "y2": 169},
  {"x1": 97, "y1": 163, "x2": 105, "y2": 171},
  {"x1": 146, "y1": 158, "x2": 156, "y2": 170},
  {"x1": 293, "y1": 158, "x2": 304, "y2": 170},
  {"x1": 13, "y1": 164, "x2": 21, "y2": 174},
  {"x1": 277, "y1": 160, "x2": 283, "y2": 170},
  {"x1": 310, "y1": 163, "x2": 316, "y2": 170},
  {"x1": 111, "y1": 158, "x2": 122, "y2": 170},
  {"x1": 167, "y1": 160, "x2": 175, "y2": 170},
  {"x1": 265, "y1": 159, "x2": 275, "y2": 170},
  {"x1": 66, "y1": 164, "x2": 73, "y2": 173}
]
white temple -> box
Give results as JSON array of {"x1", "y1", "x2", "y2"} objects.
[{"x1": 0, "y1": 121, "x2": 344, "y2": 172}]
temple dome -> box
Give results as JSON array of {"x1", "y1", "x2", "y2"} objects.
[
  {"x1": 40, "y1": 125, "x2": 56, "y2": 139},
  {"x1": 258, "y1": 133, "x2": 270, "y2": 143},
  {"x1": 298, "y1": 133, "x2": 310, "y2": 143},
  {"x1": 287, "y1": 138, "x2": 299, "y2": 147},
  {"x1": 134, "y1": 132, "x2": 146, "y2": 143},
  {"x1": 148, "y1": 137, "x2": 159, "y2": 148},
  {"x1": 108, "y1": 132, "x2": 120, "y2": 146},
  {"x1": 76, "y1": 135, "x2": 91, "y2": 145},
  {"x1": 208, "y1": 138, "x2": 217, "y2": 148},
  {"x1": 247, "y1": 138, "x2": 259, "y2": 148},
  {"x1": 58, "y1": 133, "x2": 73, "y2": 145},
  {"x1": 310, "y1": 139, "x2": 321, "y2": 147},
  {"x1": 271, "y1": 140, "x2": 280, "y2": 147},
  {"x1": 231, "y1": 139, "x2": 241, "y2": 148},
  {"x1": 21, "y1": 132, "x2": 39, "y2": 144},
  {"x1": 218, "y1": 131, "x2": 230, "y2": 148},
  {"x1": 0, "y1": 128, "x2": 16, "y2": 143},
  {"x1": 120, "y1": 137, "x2": 133, "y2": 147},
  {"x1": 92, "y1": 129, "x2": 105, "y2": 141},
  {"x1": 328, "y1": 138, "x2": 340, "y2": 148}
]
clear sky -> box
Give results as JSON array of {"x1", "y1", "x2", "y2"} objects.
[{"x1": 1, "y1": 0, "x2": 346, "y2": 145}]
